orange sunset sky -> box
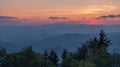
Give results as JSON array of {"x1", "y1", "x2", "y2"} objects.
[{"x1": 0, "y1": 0, "x2": 120, "y2": 25}]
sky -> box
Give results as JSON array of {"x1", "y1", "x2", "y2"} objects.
[{"x1": 0, "y1": 0, "x2": 120, "y2": 25}]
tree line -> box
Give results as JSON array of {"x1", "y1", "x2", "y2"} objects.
[{"x1": 0, "y1": 30, "x2": 120, "y2": 67}]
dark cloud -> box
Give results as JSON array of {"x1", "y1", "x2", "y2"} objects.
[
  {"x1": 0, "y1": 16, "x2": 20, "y2": 25},
  {"x1": 49, "y1": 16, "x2": 69, "y2": 20},
  {"x1": 0, "y1": 16, "x2": 18, "y2": 19},
  {"x1": 97, "y1": 14, "x2": 120, "y2": 19}
]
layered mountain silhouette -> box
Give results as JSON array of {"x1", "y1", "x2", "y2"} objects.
[{"x1": 0, "y1": 23, "x2": 120, "y2": 53}]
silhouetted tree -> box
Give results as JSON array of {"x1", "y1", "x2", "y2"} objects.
[
  {"x1": 86, "y1": 30, "x2": 112, "y2": 67},
  {"x1": 0, "y1": 48, "x2": 7, "y2": 57},
  {"x1": 75, "y1": 43, "x2": 88, "y2": 61},
  {"x1": 99, "y1": 30, "x2": 111, "y2": 48},
  {"x1": 44, "y1": 50, "x2": 48, "y2": 60},
  {"x1": 61, "y1": 49, "x2": 68, "y2": 60},
  {"x1": 1, "y1": 46, "x2": 55, "y2": 67},
  {"x1": 48, "y1": 49, "x2": 59, "y2": 67}
]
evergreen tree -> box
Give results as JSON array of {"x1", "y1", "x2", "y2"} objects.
[
  {"x1": 97, "y1": 30, "x2": 111, "y2": 59},
  {"x1": 0, "y1": 49, "x2": 7, "y2": 67},
  {"x1": 86, "y1": 30, "x2": 112, "y2": 67},
  {"x1": 98, "y1": 30, "x2": 111, "y2": 49},
  {"x1": 88, "y1": 37, "x2": 98, "y2": 50},
  {"x1": 75, "y1": 43, "x2": 88, "y2": 61},
  {"x1": 0, "y1": 49, "x2": 7, "y2": 57},
  {"x1": 44, "y1": 50, "x2": 48, "y2": 60},
  {"x1": 1, "y1": 46, "x2": 55, "y2": 67},
  {"x1": 48, "y1": 49, "x2": 59, "y2": 67},
  {"x1": 61, "y1": 49, "x2": 68, "y2": 60}
]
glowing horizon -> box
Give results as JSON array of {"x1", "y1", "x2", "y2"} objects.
[{"x1": 0, "y1": 0, "x2": 120, "y2": 25}]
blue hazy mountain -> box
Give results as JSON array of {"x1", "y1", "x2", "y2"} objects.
[
  {"x1": 33, "y1": 33, "x2": 94, "y2": 52},
  {"x1": 0, "y1": 23, "x2": 120, "y2": 44},
  {"x1": 0, "y1": 32, "x2": 120, "y2": 54},
  {"x1": 0, "y1": 41, "x2": 18, "y2": 52},
  {"x1": 0, "y1": 23, "x2": 120, "y2": 53},
  {"x1": 33, "y1": 33, "x2": 120, "y2": 53}
]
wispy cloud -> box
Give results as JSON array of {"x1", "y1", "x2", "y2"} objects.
[
  {"x1": 0, "y1": 16, "x2": 18, "y2": 19},
  {"x1": 0, "y1": 16, "x2": 20, "y2": 25},
  {"x1": 49, "y1": 16, "x2": 69, "y2": 20},
  {"x1": 97, "y1": 14, "x2": 120, "y2": 19}
]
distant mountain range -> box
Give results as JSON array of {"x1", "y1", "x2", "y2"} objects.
[{"x1": 0, "y1": 23, "x2": 120, "y2": 54}]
